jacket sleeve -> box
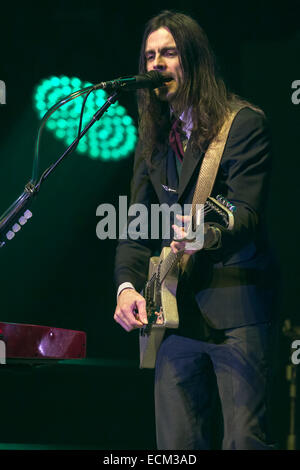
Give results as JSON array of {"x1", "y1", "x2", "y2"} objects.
[
  {"x1": 114, "y1": 140, "x2": 161, "y2": 293},
  {"x1": 207, "y1": 106, "x2": 272, "y2": 262}
]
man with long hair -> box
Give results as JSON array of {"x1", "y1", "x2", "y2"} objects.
[{"x1": 114, "y1": 10, "x2": 275, "y2": 450}]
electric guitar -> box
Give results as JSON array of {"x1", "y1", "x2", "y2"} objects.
[{"x1": 139, "y1": 195, "x2": 236, "y2": 368}]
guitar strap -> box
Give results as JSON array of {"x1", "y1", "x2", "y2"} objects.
[
  {"x1": 191, "y1": 104, "x2": 247, "y2": 214},
  {"x1": 178, "y1": 105, "x2": 248, "y2": 270}
]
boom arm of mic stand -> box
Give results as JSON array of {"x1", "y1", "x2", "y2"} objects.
[{"x1": 0, "y1": 91, "x2": 120, "y2": 248}]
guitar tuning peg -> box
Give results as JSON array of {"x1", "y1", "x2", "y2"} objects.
[
  {"x1": 12, "y1": 223, "x2": 21, "y2": 233},
  {"x1": 6, "y1": 230, "x2": 15, "y2": 240},
  {"x1": 18, "y1": 216, "x2": 27, "y2": 226},
  {"x1": 24, "y1": 210, "x2": 32, "y2": 219}
]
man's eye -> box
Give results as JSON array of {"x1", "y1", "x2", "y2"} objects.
[
  {"x1": 146, "y1": 55, "x2": 154, "y2": 61},
  {"x1": 165, "y1": 50, "x2": 177, "y2": 56}
]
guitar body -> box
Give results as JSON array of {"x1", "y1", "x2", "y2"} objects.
[
  {"x1": 138, "y1": 196, "x2": 236, "y2": 369},
  {"x1": 139, "y1": 247, "x2": 179, "y2": 369}
]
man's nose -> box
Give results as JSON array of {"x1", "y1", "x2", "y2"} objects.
[{"x1": 153, "y1": 55, "x2": 166, "y2": 70}]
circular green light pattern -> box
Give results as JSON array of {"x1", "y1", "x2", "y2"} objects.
[{"x1": 33, "y1": 75, "x2": 137, "y2": 161}]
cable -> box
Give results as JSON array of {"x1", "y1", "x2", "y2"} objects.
[
  {"x1": 32, "y1": 85, "x2": 93, "y2": 186},
  {"x1": 34, "y1": 85, "x2": 98, "y2": 192}
]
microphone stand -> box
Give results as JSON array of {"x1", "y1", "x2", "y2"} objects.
[{"x1": 0, "y1": 91, "x2": 120, "y2": 248}]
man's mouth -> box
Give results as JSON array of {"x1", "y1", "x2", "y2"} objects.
[{"x1": 160, "y1": 78, "x2": 174, "y2": 87}]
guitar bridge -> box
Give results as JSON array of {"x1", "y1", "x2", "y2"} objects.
[{"x1": 141, "y1": 307, "x2": 164, "y2": 337}]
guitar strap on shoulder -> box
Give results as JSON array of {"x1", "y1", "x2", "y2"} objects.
[
  {"x1": 190, "y1": 105, "x2": 247, "y2": 221},
  {"x1": 177, "y1": 105, "x2": 247, "y2": 260}
]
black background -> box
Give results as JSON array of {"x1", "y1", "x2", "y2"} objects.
[{"x1": 0, "y1": 0, "x2": 299, "y2": 450}]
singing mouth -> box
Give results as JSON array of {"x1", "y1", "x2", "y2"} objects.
[
  {"x1": 157, "y1": 83, "x2": 170, "y2": 91},
  {"x1": 160, "y1": 78, "x2": 174, "y2": 87},
  {"x1": 165, "y1": 76, "x2": 174, "y2": 83}
]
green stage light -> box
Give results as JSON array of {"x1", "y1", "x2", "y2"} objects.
[{"x1": 33, "y1": 75, "x2": 137, "y2": 161}]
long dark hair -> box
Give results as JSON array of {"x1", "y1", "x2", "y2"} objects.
[{"x1": 137, "y1": 10, "x2": 257, "y2": 165}]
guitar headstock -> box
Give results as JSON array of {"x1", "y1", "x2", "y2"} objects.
[
  {"x1": 0, "y1": 190, "x2": 33, "y2": 247},
  {"x1": 204, "y1": 195, "x2": 236, "y2": 231},
  {"x1": 215, "y1": 195, "x2": 236, "y2": 213},
  {"x1": 2, "y1": 209, "x2": 33, "y2": 245}
]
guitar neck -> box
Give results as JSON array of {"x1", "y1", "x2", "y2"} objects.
[{"x1": 159, "y1": 249, "x2": 184, "y2": 283}]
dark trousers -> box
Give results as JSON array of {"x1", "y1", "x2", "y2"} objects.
[{"x1": 154, "y1": 322, "x2": 276, "y2": 450}]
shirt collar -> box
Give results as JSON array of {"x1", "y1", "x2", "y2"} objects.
[
  {"x1": 179, "y1": 108, "x2": 193, "y2": 138},
  {"x1": 170, "y1": 107, "x2": 193, "y2": 139}
]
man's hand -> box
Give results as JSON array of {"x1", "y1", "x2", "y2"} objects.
[
  {"x1": 171, "y1": 214, "x2": 220, "y2": 254},
  {"x1": 114, "y1": 288, "x2": 148, "y2": 332},
  {"x1": 171, "y1": 214, "x2": 201, "y2": 255}
]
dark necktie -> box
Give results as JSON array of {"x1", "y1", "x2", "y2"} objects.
[{"x1": 169, "y1": 118, "x2": 185, "y2": 163}]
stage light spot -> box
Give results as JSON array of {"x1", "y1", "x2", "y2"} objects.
[{"x1": 33, "y1": 76, "x2": 137, "y2": 161}]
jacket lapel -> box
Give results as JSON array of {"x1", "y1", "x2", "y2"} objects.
[
  {"x1": 148, "y1": 149, "x2": 168, "y2": 201},
  {"x1": 147, "y1": 141, "x2": 205, "y2": 203},
  {"x1": 177, "y1": 140, "x2": 204, "y2": 202}
]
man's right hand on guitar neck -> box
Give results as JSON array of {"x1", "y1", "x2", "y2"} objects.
[{"x1": 114, "y1": 289, "x2": 148, "y2": 332}]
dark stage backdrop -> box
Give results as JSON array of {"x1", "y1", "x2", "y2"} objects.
[{"x1": 0, "y1": 0, "x2": 299, "y2": 450}]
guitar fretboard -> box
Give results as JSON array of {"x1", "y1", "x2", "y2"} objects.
[{"x1": 159, "y1": 249, "x2": 184, "y2": 284}]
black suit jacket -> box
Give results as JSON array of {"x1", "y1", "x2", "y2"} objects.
[{"x1": 114, "y1": 107, "x2": 274, "y2": 330}]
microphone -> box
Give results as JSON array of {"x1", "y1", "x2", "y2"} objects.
[{"x1": 93, "y1": 71, "x2": 173, "y2": 92}]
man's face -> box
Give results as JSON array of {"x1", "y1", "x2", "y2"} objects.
[{"x1": 145, "y1": 27, "x2": 183, "y2": 103}]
